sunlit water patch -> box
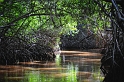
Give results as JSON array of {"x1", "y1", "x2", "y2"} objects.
[{"x1": 0, "y1": 50, "x2": 104, "y2": 82}]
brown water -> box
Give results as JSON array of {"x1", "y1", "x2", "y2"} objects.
[{"x1": 0, "y1": 50, "x2": 104, "y2": 82}]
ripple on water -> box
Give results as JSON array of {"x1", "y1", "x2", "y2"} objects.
[{"x1": 0, "y1": 50, "x2": 103, "y2": 82}]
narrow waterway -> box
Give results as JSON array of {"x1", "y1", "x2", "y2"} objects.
[{"x1": 0, "y1": 50, "x2": 104, "y2": 82}]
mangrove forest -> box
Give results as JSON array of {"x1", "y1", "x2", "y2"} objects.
[{"x1": 0, "y1": 0, "x2": 124, "y2": 82}]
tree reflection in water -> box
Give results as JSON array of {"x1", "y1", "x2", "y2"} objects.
[{"x1": 0, "y1": 50, "x2": 104, "y2": 82}]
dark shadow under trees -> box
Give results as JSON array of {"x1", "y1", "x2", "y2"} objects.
[{"x1": 94, "y1": 0, "x2": 124, "y2": 82}]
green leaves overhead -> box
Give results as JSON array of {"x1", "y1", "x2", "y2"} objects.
[
  {"x1": 0, "y1": 0, "x2": 110, "y2": 36},
  {"x1": 0, "y1": 0, "x2": 3, "y2": 2}
]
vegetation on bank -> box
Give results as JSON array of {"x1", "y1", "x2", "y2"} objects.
[{"x1": 0, "y1": 0, "x2": 110, "y2": 64}]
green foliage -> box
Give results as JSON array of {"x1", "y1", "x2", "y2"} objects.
[
  {"x1": 0, "y1": 0, "x2": 110, "y2": 48},
  {"x1": 0, "y1": 0, "x2": 3, "y2": 2}
]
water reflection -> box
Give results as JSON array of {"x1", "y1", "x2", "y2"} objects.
[{"x1": 0, "y1": 50, "x2": 104, "y2": 82}]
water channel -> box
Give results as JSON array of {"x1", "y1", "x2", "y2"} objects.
[{"x1": 0, "y1": 50, "x2": 104, "y2": 82}]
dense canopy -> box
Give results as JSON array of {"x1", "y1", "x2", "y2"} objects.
[{"x1": 0, "y1": 0, "x2": 110, "y2": 63}]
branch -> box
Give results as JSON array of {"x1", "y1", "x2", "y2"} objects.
[
  {"x1": 0, "y1": 24, "x2": 15, "y2": 28},
  {"x1": 93, "y1": 0, "x2": 111, "y2": 17}
]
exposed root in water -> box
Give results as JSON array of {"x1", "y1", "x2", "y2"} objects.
[{"x1": 0, "y1": 36, "x2": 56, "y2": 65}]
